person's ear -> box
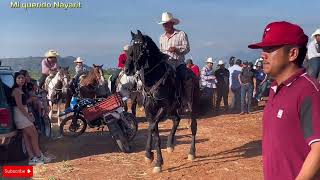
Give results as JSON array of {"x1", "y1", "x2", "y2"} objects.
[{"x1": 288, "y1": 47, "x2": 299, "y2": 63}]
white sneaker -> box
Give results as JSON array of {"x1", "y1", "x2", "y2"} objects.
[
  {"x1": 39, "y1": 153, "x2": 52, "y2": 163},
  {"x1": 29, "y1": 157, "x2": 44, "y2": 165}
]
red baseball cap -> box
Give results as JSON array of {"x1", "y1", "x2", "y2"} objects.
[{"x1": 248, "y1": 21, "x2": 308, "y2": 49}]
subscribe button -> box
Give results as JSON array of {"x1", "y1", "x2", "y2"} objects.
[{"x1": 2, "y1": 166, "x2": 33, "y2": 178}]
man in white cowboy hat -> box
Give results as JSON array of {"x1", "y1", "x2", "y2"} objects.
[
  {"x1": 74, "y1": 57, "x2": 86, "y2": 75},
  {"x1": 307, "y1": 28, "x2": 320, "y2": 79},
  {"x1": 159, "y1": 11, "x2": 192, "y2": 111},
  {"x1": 214, "y1": 60, "x2": 230, "y2": 113},
  {"x1": 159, "y1": 12, "x2": 190, "y2": 69},
  {"x1": 200, "y1": 57, "x2": 217, "y2": 110},
  {"x1": 39, "y1": 50, "x2": 59, "y2": 88}
]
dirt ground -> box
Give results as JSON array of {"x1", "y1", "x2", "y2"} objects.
[
  {"x1": 21, "y1": 98, "x2": 263, "y2": 180},
  {"x1": 26, "y1": 99, "x2": 265, "y2": 180}
]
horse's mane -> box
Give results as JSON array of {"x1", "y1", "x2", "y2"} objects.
[{"x1": 143, "y1": 35, "x2": 163, "y2": 58}]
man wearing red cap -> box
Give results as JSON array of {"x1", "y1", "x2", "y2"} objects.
[{"x1": 249, "y1": 21, "x2": 320, "y2": 180}]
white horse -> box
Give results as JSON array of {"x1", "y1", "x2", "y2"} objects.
[
  {"x1": 45, "y1": 67, "x2": 70, "y2": 125},
  {"x1": 108, "y1": 70, "x2": 143, "y2": 117}
]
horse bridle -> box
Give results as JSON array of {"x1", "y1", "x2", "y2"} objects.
[{"x1": 131, "y1": 38, "x2": 170, "y2": 100}]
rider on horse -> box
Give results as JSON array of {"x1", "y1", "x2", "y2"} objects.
[
  {"x1": 38, "y1": 50, "x2": 59, "y2": 89},
  {"x1": 158, "y1": 12, "x2": 195, "y2": 112},
  {"x1": 110, "y1": 44, "x2": 129, "y2": 93}
]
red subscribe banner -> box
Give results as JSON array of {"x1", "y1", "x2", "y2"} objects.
[{"x1": 2, "y1": 166, "x2": 33, "y2": 178}]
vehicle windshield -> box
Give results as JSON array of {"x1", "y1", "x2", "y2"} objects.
[{"x1": 0, "y1": 74, "x2": 14, "y2": 88}]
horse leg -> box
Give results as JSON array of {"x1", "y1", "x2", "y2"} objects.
[
  {"x1": 144, "y1": 108, "x2": 164, "y2": 169},
  {"x1": 166, "y1": 113, "x2": 181, "y2": 153},
  {"x1": 145, "y1": 124, "x2": 154, "y2": 164},
  {"x1": 65, "y1": 93, "x2": 71, "y2": 109},
  {"x1": 153, "y1": 123, "x2": 164, "y2": 173},
  {"x1": 57, "y1": 100, "x2": 61, "y2": 126},
  {"x1": 188, "y1": 112, "x2": 197, "y2": 161},
  {"x1": 124, "y1": 101, "x2": 128, "y2": 112},
  {"x1": 48, "y1": 101, "x2": 53, "y2": 122},
  {"x1": 131, "y1": 96, "x2": 137, "y2": 117}
]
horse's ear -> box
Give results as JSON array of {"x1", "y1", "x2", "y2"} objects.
[
  {"x1": 131, "y1": 31, "x2": 135, "y2": 38},
  {"x1": 93, "y1": 64, "x2": 96, "y2": 67},
  {"x1": 100, "y1": 64, "x2": 104, "y2": 68},
  {"x1": 137, "y1": 30, "x2": 142, "y2": 36},
  {"x1": 66, "y1": 66, "x2": 69, "y2": 70}
]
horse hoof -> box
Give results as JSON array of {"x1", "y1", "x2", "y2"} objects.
[
  {"x1": 167, "y1": 147, "x2": 174, "y2": 153},
  {"x1": 188, "y1": 154, "x2": 195, "y2": 161},
  {"x1": 144, "y1": 157, "x2": 153, "y2": 164},
  {"x1": 153, "y1": 166, "x2": 162, "y2": 173}
]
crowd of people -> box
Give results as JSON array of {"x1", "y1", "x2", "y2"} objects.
[{"x1": 185, "y1": 56, "x2": 269, "y2": 115}]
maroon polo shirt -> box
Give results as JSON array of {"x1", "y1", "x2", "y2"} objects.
[{"x1": 263, "y1": 68, "x2": 320, "y2": 180}]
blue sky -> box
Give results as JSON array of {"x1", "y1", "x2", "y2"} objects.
[{"x1": 0, "y1": 0, "x2": 319, "y2": 68}]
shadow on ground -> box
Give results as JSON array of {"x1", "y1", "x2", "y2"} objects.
[{"x1": 167, "y1": 140, "x2": 262, "y2": 172}]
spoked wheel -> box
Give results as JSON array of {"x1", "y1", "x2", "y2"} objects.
[
  {"x1": 59, "y1": 115, "x2": 87, "y2": 137},
  {"x1": 119, "y1": 112, "x2": 138, "y2": 142}
]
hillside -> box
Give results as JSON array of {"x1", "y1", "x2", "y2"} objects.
[
  {"x1": 0, "y1": 56, "x2": 90, "y2": 72},
  {"x1": 0, "y1": 56, "x2": 119, "y2": 79}
]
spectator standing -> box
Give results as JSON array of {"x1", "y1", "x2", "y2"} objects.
[
  {"x1": 215, "y1": 60, "x2": 230, "y2": 113},
  {"x1": 238, "y1": 62, "x2": 256, "y2": 114},
  {"x1": 248, "y1": 21, "x2": 320, "y2": 180},
  {"x1": 200, "y1": 57, "x2": 217, "y2": 110},
  {"x1": 186, "y1": 59, "x2": 200, "y2": 78},
  {"x1": 228, "y1": 59, "x2": 242, "y2": 112},
  {"x1": 254, "y1": 61, "x2": 268, "y2": 101},
  {"x1": 307, "y1": 28, "x2": 320, "y2": 79}
]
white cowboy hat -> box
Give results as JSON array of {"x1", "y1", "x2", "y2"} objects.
[
  {"x1": 123, "y1": 44, "x2": 129, "y2": 51},
  {"x1": 311, "y1": 29, "x2": 320, "y2": 39},
  {"x1": 158, "y1": 12, "x2": 180, "y2": 25},
  {"x1": 205, "y1": 57, "x2": 216, "y2": 64},
  {"x1": 74, "y1": 57, "x2": 84, "y2": 63},
  {"x1": 45, "y1": 50, "x2": 59, "y2": 58},
  {"x1": 218, "y1": 60, "x2": 224, "y2": 65}
]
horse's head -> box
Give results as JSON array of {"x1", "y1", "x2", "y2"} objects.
[
  {"x1": 93, "y1": 64, "x2": 105, "y2": 85},
  {"x1": 56, "y1": 66, "x2": 70, "y2": 92},
  {"x1": 125, "y1": 30, "x2": 161, "y2": 76}
]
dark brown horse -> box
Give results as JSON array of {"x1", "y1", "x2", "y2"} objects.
[{"x1": 125, "y1": 30, "x2": 200, "y2": 173}]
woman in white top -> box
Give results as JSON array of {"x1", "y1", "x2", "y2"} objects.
[{"x1": 11, "y1": 72, "x2": 50, "y2": 165}]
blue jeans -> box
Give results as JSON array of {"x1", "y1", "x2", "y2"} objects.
[
  {"x1": 241, "y1": 84, "x2": 253, "y2": 113},
  {"x1": 308, "y1": 57, "x2": 320, "y2": 79},
  {"x1": 231, "y1": 87, "x2": 241, "y2": 112},
  {"x1": 255, "y1": 81, "x2": 268, "y2": 100}
]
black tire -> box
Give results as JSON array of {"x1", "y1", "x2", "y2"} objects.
[
  {"x1": 120, "y1": 112, "x2": 138, "y2": 142},
  {"x1": 113, "y1": 133, "x2": 130, "y2": 153},
  {"x1": 59, "y1": 115, "x2": 87, "y2": 137}
]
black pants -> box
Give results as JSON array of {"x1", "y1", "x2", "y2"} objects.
[
  {"x1": 110, "y1": 69, "x2": 122, "y2": 93},
  {"x1": 216, "y1": 86, "x2": 229, "y2": 111},
  {"x1": 38, "y1": 74, "x2": 48, "y2": 89},
  {"x1": 175, "y1": 64, "x2": 194, "y2": 110}
]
